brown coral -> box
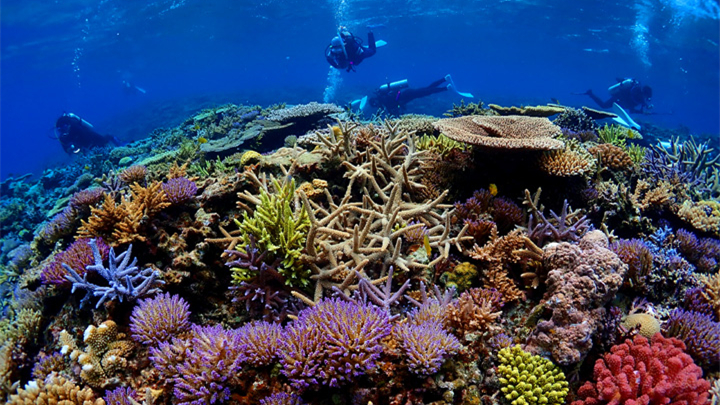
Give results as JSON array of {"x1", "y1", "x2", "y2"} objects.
[
  {"x1": 631, "y1": 179, "x2": 675, "y2": 212},
  {"x1": 445, "y1": 288, "x2": 502, "y2": 338},
  {"x1": 677, "y1": 200, "x2": 720, "y2": 236},
  {"x1": 7, "y1": 373, "x2": 105, "y2": 405},
  {"x1": 118, "y1": 165, "x2": 148, "y2": 185},
  {"x1": 433, "y1": 115, "x2": 564, "y2": 150},
  {"x1": 470, "y1": 229, "x2": 527, "y2": 303},
  {"x1": 538, "y1": 147, "x2": 595, "y2": 177},
  {"x1": 588, "y1": 143, "x2": 633, "y2": 170}
]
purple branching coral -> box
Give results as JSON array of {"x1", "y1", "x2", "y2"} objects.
[
  {"x1": 663, "y1": 308, "x2": 720, "y2": 369},
  {"x1": 683, "y1": 287, "x2": 715, "y2": 317},
  {"x1": 130, "y1": 292, "x2": 191, "y2": 346},
  {"x1": 491, "y1": 197, "x2": 524, "y2": 234},
  {"x1": 173, "y1": 324, "x2": 246, "y2": 405},
  {"x1": 610, "y1": 238, "x2": 654, "y2": 293},
  {"x1": 527, "y1": 200, "x2": 591, "y2": 247},
  {"x1": 393, "y1": 315, "x2": 462, "y2": 375},
  {"x1": 260, "y1": 392, "x2": 306, "y2": 405},
  {"x1": 227, "y1": 236, "x2": 298, "y2": 321},
  {"x1": 676, "y1": 229, "x2": 720, "y2": 273},
  {"x1": 279, "y1": 298, "x2": 392, "y2": 389},
  {"x1": 41, "y1": 238, "x2": 109, "y2": 286},
  {"x1": 64, "y1": 239, "x2": 164, "y2": 308},
  {"x1": 69, "y1": 187, "x2": 105, "y2": 209},
  {"x1": 162, "y1": 177, "x2": 198, "y2": 205},
  {"x1": 105, "y1": 386, "x2": 138, "y2": 405},
  {"x1": 237, "y1": 321, "x2": 283, "y2": 367}
]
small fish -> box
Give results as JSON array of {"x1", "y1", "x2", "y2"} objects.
[
  {"x1": 489, "y1": 183, "x2": 498, "y2": 196},
  {"x1": 84, "y1": 165, "x2": 90, "y2": 170},
  {"x1": 423, "y1": 234, "x2": 431, "y2": 257},
  {"x1": 197, "y1": 137, "x2": 208, "y2": 144},
  {"x1": 193, "y1": 124, "x2": 201, "y2": 131}
]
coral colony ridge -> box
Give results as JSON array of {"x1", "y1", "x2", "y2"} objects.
[{"x1": 0, "y1": 101, "x2": 719, "y2": 404}]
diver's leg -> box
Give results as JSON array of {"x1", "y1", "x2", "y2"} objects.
[
  {"x1": 399, "y1": 86, "x2": 447, "y2": 104},
  {"x1": 586, "y1": 91, "x2": 614, "y2": 109},
  {"x1": 427, "y1": 78, "x2": 447, "y2": 88}
]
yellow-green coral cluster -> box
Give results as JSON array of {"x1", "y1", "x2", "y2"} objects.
[
  {"x1": 444, "y1": 262, "x2": 478, "y2": 292},
  {"x1": 597, "y1": 123, "x2": 641, "y2": 147},
  {"x1": 233, "y1": 176, "x2": 311, "y2": 287},
  {"x1": 497, "y1": 345, "x2": 568, "y2": 405},
  {"x1": 416, "y1": 134, "x2": 470, "y2": 158}
]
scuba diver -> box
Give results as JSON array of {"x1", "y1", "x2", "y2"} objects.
[
  {"x1": 54, "y1": 113, "x2": 123, "y2": 155},
  {"x1": 122, "y1": 80, "x2": 146, "y2": 95},
  {"x1": 351, "y1": 75, "x2": 474, "y2": 116},
  {"x1": 581, "y1": 78, "x2": 653, "y2": 114},
  {"x1": 325, "y1": 26, "x2": 386, "y2": 72}
]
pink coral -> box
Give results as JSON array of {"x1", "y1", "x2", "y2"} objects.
[
  {"x1": 40, "y1": 238, "x2": 109, "y2": 286},
  {"x1": 572, "y1": 333, "x2": 710, "y2": 405},
  {"x1": 525, "y1": 230, "x2": 627, "y2": 365}
]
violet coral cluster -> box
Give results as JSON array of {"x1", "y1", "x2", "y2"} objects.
[
  {"x1": 279, "y1": 298, "x2": 391, "y2": 389},
  {"x1": 130, "y1": 292, "x2": 191, "y2": 346},
  {"x1": 64, "y1": 239, "x2": 164, "y2": 308},
  {"x1": 41, "y1": 238, "x2": 109, "y2": 286},
  {"x1": 162, "y1": 177, "x2": 198, "y2": 204},
  {"x1": 663, "y1": 308, "x2": 720, "y2": 369}
]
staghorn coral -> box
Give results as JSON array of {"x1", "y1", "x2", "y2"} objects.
[
  {"x1": 77, "y1": 182, "x2": 170, "y2": 246},
  {"x1": 571, "y1": 334, "x2": 710, "y2": 405},
  {"x1": 525, "y1": 231, "x2": 627, "y2": 365},
  {"x1": 588, "y1": 143, "x2": 633, "y2": 171},
  {"x1": 496, "y1": 345, "x2": 569, "y2": 405},
  {"x1": 129, "y1": 293, "x2": 191, "y2": 346},
  {"x1": 64, "y1": 239, "x2": 164, "y2": 308},
  {"x1": 260, "y1": 392, "x2": 307, "y2": 405},
  {"x1": 40, "y1": 238, "x2": 110, "y2": 286},
  {"x1": 433, "y1": 115, "x2": 564, "y2": 150},
  {"x1": 279, "y1": 298, "x2": 391, "y2": 389},
  {"x1": 524, "y1": 196, "x2": 591, "y2": 247},
  {"x1": 233, "y1": 174, "x2": 311, "y2": 287},
  {"x1": 59, "y1": 320, "x2": 134, "y2": 388},
  {"x1": 7, "y1": 373, "x2": 105, "y2": 405}
]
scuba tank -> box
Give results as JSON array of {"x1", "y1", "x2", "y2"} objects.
[
  {"x1": 608, "y1": 78, "x2": 635, "y2": 96},
  {"x1": 378, "y1": 79, "x2": 409, "y2": 92}
]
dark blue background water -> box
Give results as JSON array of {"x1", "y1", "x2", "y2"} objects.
[{"x1": 2, "y1": 0, "x2": 719, "y2": 180}]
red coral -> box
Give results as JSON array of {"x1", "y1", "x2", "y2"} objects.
[{"x1": 571, "y1": 333, "x2": 710, "y2": 405}]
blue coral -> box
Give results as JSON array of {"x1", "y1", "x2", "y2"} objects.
[{"x1": 63, "y1": 239, "x2": 164, "y2": 308}]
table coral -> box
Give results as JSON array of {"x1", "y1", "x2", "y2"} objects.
[
  {"x1": 571, "y1": 334, "x2": 710, "y2": 405},
  {"x1": 433, "y1": 116, "x2": 564, "y2": 150}
]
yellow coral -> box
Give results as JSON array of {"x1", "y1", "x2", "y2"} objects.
[
  {"x1": 445, "y1": 262, "x2": 478, "y2": 292},
  {"x1": 240, "y1": 150, "x2": 262, "y2": 165},
  {"x1": 497, "y1": 345, "x2": 569, "y2": 405},
  {"x1": 7, "y1": 373, "x2": 105, "y2": 405},
  {"x1": 621, "y1": 313, "x2": 661, "y2": 338}
]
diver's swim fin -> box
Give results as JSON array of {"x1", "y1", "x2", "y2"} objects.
[
  {"x1": 611, "y1": 102, "x2": 641, "y2": 130},
  {"x1": 445, "y1": 75, "x2": 474, "y2": 98},
  {"x1": 350, "y1": 96, "x2": 369, "y2": 111},
  {"x1": 375, "y1": 40, "x2": 387, "y2": 47}
]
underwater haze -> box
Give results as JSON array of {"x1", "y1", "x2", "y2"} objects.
[{"x1": 1, "y1": 0, "x2": 719, "y2": 179}]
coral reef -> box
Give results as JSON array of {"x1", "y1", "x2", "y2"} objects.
[{"x1": 496, "y1": 345, "x2": 569, "y2": 405}]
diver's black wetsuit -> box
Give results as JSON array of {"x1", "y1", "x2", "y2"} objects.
[
  {"x1": 371, "y1": 78, "x2": 448, "y2": 115},
  {"x1": 326, "y1": 32, "x2": 377, "y2": 72},
  {"x1": 55, "y1": 114, "x2": 121, "y2": 154},
  {"x1": 586, "y1": 82, "x2": 651, "y2": 113}
]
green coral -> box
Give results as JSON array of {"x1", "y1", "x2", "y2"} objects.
[
  {"x1": 416, "y1": 134, "x2": 470, "y2": 158},
  {"x1": 597, "y1": 124, "x2": 641, "y2": 147},
  {"x1": 497, "y1": 345, "x2": 568, "y2": 405},
  {"x1": 232, "y1": 176, "x2": 311, "y2": 287},
  {"x1": 624, "y1": 143, "x2": 647, "y2": 165}
]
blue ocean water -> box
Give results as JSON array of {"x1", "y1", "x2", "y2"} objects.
[{"x1": 1, "y1": 0, "x2": 718, "y2": 180}]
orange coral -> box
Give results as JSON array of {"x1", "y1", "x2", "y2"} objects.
[
  {"x1": 470, "y1": 229, "x2": 527, "y2": 302},
  {"x1": 433, "y1": 115, "x2": 564, "y2": 150},
  {"x1": 631, "y1": 179, "x2": 675, "y2": 212},
  {"x1": 445, "y1": 288, "x2": 502, "y2": 337},
  {"x1": 77, "y1": 182, "x2": 169, "y2": 246}
]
